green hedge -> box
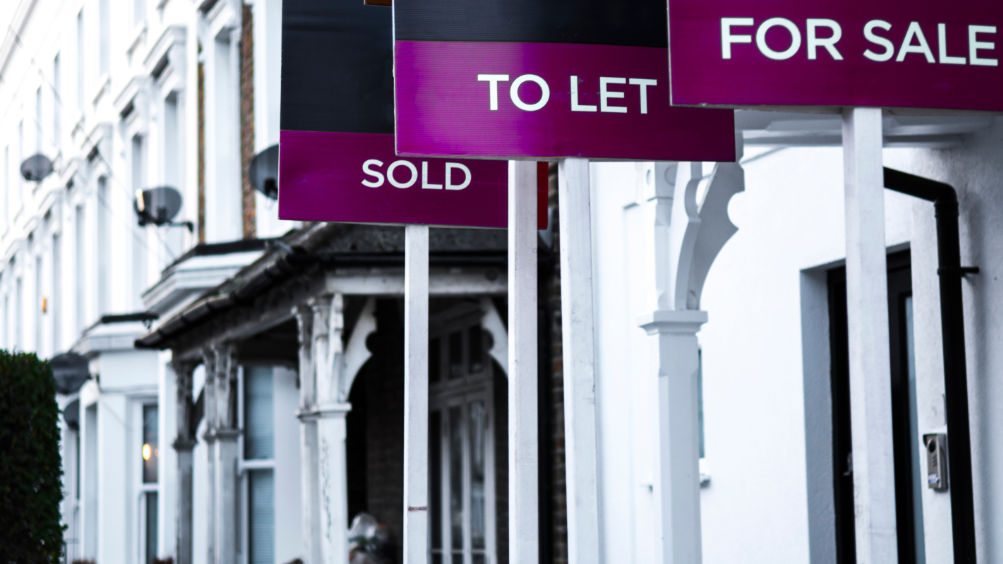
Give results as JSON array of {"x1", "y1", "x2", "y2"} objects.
[{"x1": 0, "y1": 351, "x2": 65, "y2": 563}]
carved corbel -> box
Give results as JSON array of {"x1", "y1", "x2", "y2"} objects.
[
  {"x1": 213, "y1": 344, "x2": 239, "y2": 434},
  {"x1": 200, "y1": 347, "x2": 218, "y2": 439},
  {"x1": 342, "y1": 297, "x2": 376, "y2": 402},
  {"x1": 171, "y1": 358, "x2": 200, "y2": 451},
  {"x1": 664, "y1": 161, "x2": 746, "y2": 311},
  {"x1": 293, "y1": 303, "x2": 316, "y2": 412}
]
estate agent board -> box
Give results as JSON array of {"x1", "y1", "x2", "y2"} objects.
[
  {"x1": 668, "y1": 0, "x2": 1003, "y2": 111},
  {"x1": 279, "y1": 0, "x2": 543, "y2": 227},
  {"x1": 393, "y1": 0, "x2": 736, "y2": 161}
]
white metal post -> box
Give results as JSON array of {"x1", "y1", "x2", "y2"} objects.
[
  {"x1": 403, "y1": 224, "x2": 430, "y2": 564},
  {"x1": 508, "y1": 160, "x2": 540, "y2": 563},
  {"x1": 842, "y1": 107, "x2": 899, "y2": 563},
  {"x1": 558, "y1": 158, "x2": 602, "y2": 564}
]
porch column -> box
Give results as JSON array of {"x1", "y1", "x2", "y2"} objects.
[
  {"x1": 211, "y1": 344, "x2": 240, "y2": 564},
  {"x1": 639, "y1": 159, "x2": 745, "y2": 564},
  {"x1": 294, "y1": 304, "x2": 322, "y2": 564},
  {"x1": 172, "y1": 359, "x2": 199, "y2": 564},
  {"x1": 201, "y1": 348, "x2": 219, "y2": 564},
  {"x1": 316, "y1": 404, "x2": 351, "y2": 563},
  {"x1": 310, "y1": 294, "x2": 351, "y2": 564},
  {"x1": 639, "y1": 311, "x2": 707, "y2": 564}
]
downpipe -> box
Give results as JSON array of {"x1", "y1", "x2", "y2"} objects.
[{"x1": 883, "y1": 167, "x2": 978, "y2": 563}]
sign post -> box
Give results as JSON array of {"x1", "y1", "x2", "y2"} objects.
[
  {"x1": 556, "y1": 158, "x2": 602, "y2": 564},
  {"x1": 842, "y1": 107, "x2": 899, "y2": 563},
  {"x1": 392, "y1": 3, "x2": 735, "y2": 563},
  {"x1": 403, "y1": 224, "x2": 429, "y2": 564},
  {"x1": 507, "y1": 161, "x2": 541, "y2": 563}
]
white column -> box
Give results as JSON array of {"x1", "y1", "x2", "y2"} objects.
[
  {"x1": 294, "y1": 304, "x2": 322, "y2": 564},
  {"x1": 558, "y1": 158, "x2": 602, "y2": 563},
  {"x1": 508, "y1": 160, "x2": 540, "y2": 562},
  {"x1": 317, "y1": 405, "x2": 351, "y2": 563},
  {"x1": 842, "y1": 107, "x2": 898, "y2": 563},
  {"x1": 639, "y1": 311, "x2": 706, "y2": 564},
  {"x1": 403, "y1": 225, "x2": 429, "y2": 564},
  {"x1": 201, "y1": 349, "x2": 218, "y2": 564},
  {"x1": 311, "y1": 294, "x2": 351, "y2": 564},
  {"x1": 211, "y1": 345, "x2": 239, "y2": 564}
]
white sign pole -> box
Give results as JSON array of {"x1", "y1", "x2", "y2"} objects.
[
  {"x1": 841, "y1": 107, "x2": 899, "y2": 563},
  {"x1": 508, "y1": 160, "x2": 540, "y2": 563},
  {"x1": 403, "y1": 224, "x2": 430, "y2": 564},
  {"x1": 557, "y1": 158, "x2": 602, "y2": 564}
]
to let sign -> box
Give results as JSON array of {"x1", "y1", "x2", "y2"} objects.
[
  {"x1": 393, "y1": 0, "x2": 736, "y2": 161},
  {"x1": 279, "y1": 0, "x2": 542, "y2": 228},
  {"x1": 668, "y1": 0, "x2": 1003, "y2": 111}
]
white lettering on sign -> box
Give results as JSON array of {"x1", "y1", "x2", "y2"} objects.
[
  {"x1": 720, "y1": 18, "x2": 999, "y2": 67},
  {"x1": 362, "y1": 159, "x2": 471, "y2": 190},
  {"x1": 480, "y1": 73, "x2": 658, "y2": 114}
]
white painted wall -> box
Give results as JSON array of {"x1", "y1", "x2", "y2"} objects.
[{"x1": 591, "y1": 123, "x2": 1002, "y2": 563}]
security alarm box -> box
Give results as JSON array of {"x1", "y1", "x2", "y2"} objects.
[{"x1": 923, "y1": 433, "x2": 949, "y2": 492}]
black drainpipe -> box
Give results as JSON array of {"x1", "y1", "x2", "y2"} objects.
[{"x1": 883, "y1": 167, "x2": 978, "y2": 563}]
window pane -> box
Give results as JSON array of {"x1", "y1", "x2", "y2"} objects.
[
  {"x1": 469, "y1": 401, "x2": 486, "y2": 549},
  {"x1": 430, "y1": 410, "x2": 442, "y2": 550},
  {"x1": 142, "y1": 404, "x2": 158, "y2": 483},
  {"x1": 472, "y1": 554, "x2": 486, "y2": 564},
  {"x1": 244, "y1": 366, "x2": 274, "y2": 460},
  {"x1": 145, "y1": 492, "x2": 158, "y2": 563},
  {"x1": 249, "y1": 470, "x2": 275, "y2": 564},
  {"x1": 449, "y1": 406, "x2": 463, "y2": 549}
]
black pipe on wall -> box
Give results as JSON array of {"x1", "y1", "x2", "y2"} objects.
[{"x1": 883, "y1": 167, "x2": 977, "y2": 564}]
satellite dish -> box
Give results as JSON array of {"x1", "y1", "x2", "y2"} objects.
[
  {"x1": 63, "y1": 398, "x2": 80, "y2": 430},
  {"x1": 135, "y1": 186, "x2": 184, "y2": 226},
  {"x1": 21, "y1": 153, "x2": 54, "y2": 182},
  {"x1": 249, "y1": 144, "x2": 278, "y2": 200},
  {"x1": 50, "y1": 352, "x2": 90, "y2": 395}
]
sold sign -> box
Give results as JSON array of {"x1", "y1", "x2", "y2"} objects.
[
  {"x1": 668, "y1": 0, "x2": 1003, "y2": 111},
  {"x1": 278, "y1": 0, "x2": 549, "y2": 228}
]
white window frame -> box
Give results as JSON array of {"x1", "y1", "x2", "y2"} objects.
[
  {"x1": 237, "y1": 364, "x2": 276, "y2": 564},
  {"x1": 134, "y1": 398, "x2": 160, "y2": 564},
  {"x1": 429, "y1": 320, "x2": 498, "y2": 564}
]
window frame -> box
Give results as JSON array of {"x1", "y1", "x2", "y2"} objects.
[
  {"x1": 237, "y1": 364, "x2": 276, "y2": 564},
  {"x1": 429, "y1": 321, "x2": 499, "y2": 564},
  {"x1": 134, "y1": 398, "x2": 160, "y2": 564}
]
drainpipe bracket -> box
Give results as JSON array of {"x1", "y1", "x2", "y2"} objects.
[{"x1": 937, "y1": 266, "x2": 980, "y2": 277}]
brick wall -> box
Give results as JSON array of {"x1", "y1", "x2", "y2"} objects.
[
  {"x1": 196, "y1": 52, "x2": 205, "y2": 243},
  {"x1": 239, "y1": 4, "x2": 256, "y2": 238},
  {"x1": 546, "y1": 164, "x2": 569, "y2": 563}
]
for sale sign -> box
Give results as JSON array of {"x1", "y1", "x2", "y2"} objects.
[
  {"x1": 279, "y1": 0, "x2": 544, "y2": 228},
  {"x1": 393, "y1": 0, "x2": 736, "y2": 161},
  {"x1": 668, "y1": 0, "x2": 1003, "y2": 111}
]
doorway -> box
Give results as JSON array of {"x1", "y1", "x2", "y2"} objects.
[{"x1": 827, "y1": 250, "x2": 925, "y2": 563}]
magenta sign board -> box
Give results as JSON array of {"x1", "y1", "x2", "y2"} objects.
[
  {"x1": 393, "y1": 1, "x2": 736, "y2": 162},
  {"x1": 280, "y1": 132, "x2": 515, "y2": 228},
  {"x1": 279, "y1": 0, "x2": 526, "y2": 228},
  {"x1": 668, "y1": 1, "x2": 1003, "y2": 111}
]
